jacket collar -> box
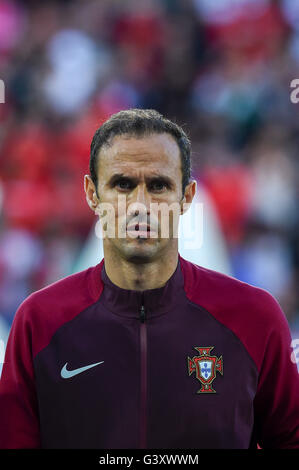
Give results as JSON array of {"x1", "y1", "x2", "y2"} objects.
[{"x1": 98, "y1": 254, "x2": 185, "y2": 319}]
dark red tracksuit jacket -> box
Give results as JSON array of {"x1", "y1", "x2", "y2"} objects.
[{"x1": 0, "y1": 254, "x2": 298, "y2": 449}]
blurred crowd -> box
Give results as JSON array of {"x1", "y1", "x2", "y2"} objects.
[{"x1": 0, "y1": 0, "x2": 298, "y2": 336}]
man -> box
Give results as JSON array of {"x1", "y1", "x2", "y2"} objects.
[{"x1": 0, "y1": 109, "x2": 298, "y2": 449}]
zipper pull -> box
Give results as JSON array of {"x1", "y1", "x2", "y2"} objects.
[{"x1": 140, "y1": 305, "x2": 146, "y2": 323}]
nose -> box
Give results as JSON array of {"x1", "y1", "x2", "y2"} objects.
[{"x1": 127, "y1": 183, "x2": 151, "y2": 219}]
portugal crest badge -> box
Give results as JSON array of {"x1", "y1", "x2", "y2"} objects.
[{"x1": 187, "y1": 346, "x2": 223, "y2": 394}]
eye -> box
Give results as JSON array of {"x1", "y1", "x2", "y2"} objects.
[
  {"x1": 149, "y1": 180, "x2": 168, "y2": 192},
  {"x1": 115, "y1": 179, "x2": 133, "y2": 191}
]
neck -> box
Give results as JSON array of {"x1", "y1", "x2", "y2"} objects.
[{"x1": 103, "y1": 241, "x2": 179, "y2": 291}]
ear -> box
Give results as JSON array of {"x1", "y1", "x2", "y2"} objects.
[
  {"x1": 84, "y1": 174, "x2": 99, "y2": 212},
  {"x1": 180, "y1": 179, "x2": 197, "y2": 215}
]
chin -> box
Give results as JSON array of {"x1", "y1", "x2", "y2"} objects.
[
  {"x1": 125, "y1": 254, "x2": 153, "y2": 264},
  {"x1": 119, "y1": 241, "x2": 161, "y2": 264}
]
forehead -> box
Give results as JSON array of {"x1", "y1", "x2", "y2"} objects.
[{"x1": 97, "y1": 133, "x2": 182, "y2": 178}]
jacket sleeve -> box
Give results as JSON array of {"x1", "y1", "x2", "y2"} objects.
[
  {"x1": 0, "y1": 298, "x2": 41, "y2": 448},
  {"x1": 253, "y1": 292, "x2": 299, "y2": 448}
]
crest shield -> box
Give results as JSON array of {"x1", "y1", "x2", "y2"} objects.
[
  {"x1": 199, "y1": 360, "x2": 213, "y2": 380},
  {"x1": 187, "y1": 346, "x2": 223, "y2": 394}
]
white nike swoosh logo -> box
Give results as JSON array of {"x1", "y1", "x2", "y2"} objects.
[{"x1": 61, "y1": 361, "x2": 104, "y2": 379}]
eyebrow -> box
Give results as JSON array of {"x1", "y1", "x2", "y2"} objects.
[{"x1": 107, "y1": 173, "x2": 175, "y2": 188}]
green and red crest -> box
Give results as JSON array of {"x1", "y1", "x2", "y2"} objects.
[{"x1": 187, "y1": 346, "x2": 223, "y2": 393}]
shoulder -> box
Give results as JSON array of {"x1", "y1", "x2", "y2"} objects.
[
  {"x1": 179, "y1": 254, "x2": 290, "y2": 371},
  {"x1": 180, "y1": 254, "x2": 281, "y2": 315},
  {"x1": 31, "y1": 260, "x2": 103, "y2": 307},
  {"x1": 11, "y1": 259, "x2": 105, "y2": 357},
  {"x1": 179, "y1": 253, "x2": 283, "y2": 322}
]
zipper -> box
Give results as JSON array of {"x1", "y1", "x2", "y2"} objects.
[
  {"x1": 140, "y1": 305, "x2": 146, "y2": 323},
  {"x1": 139, "y1": 296, "x2": 147, "y2": 448}
]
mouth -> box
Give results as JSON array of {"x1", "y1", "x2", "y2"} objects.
[
  {"x1": 127, "y1": 223, "x2": 150, "y2": 232},
  {"x1": 126, "y1": 223, "x2": 157, "y2": 237}
]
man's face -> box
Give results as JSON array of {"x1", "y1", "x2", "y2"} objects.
[{"x1": 86, "y1": 132, "x2": 194, "y2": 263}]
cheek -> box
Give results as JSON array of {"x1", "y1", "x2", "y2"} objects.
[{"x1": 97, "y1": 192, "x2": 125, "y2": 215}]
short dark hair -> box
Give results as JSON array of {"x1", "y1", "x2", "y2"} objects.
[{"x1": 89, "y1": 108, "x2": 192, "y2": 198}]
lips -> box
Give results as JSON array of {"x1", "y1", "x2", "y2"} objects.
[
  {"x1": 126, "y1": 222, "x2": 158, "y2": 237},
  {"x1": 127, "y1": 223, "x2": 151, "y2": 232}
]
